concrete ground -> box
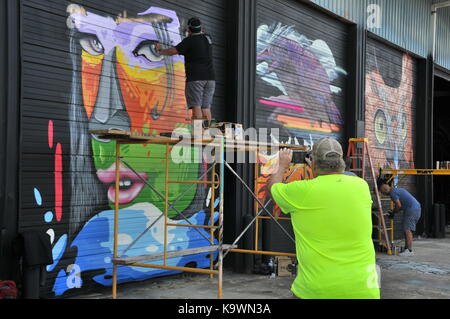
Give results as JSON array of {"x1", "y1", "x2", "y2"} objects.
[
  {"x1": 73, "y1": 231, "x2": 450, "y2": 299},
  {"x1": 378, "y1": 234, "x2": 450, "y2": 299}
]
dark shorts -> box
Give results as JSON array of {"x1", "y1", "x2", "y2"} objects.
[
  {"x1": 185, "y1": 80, "x2": 216, "y2": 109},
  {"x1": 403, "y1": 208, "x2": 421, "y2": 231}
]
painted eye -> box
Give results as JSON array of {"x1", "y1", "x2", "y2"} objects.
[
  {"x1": 398, "y1": 113, "x2": 408, "y2": 140},
  {"x1": 80, "y1": 35, "x2": 104, "y2": 56},
  {"x1": 374, "y1": 109, "x2": 387, "y2": 145},
  {"x1": 133, "y1": 41, "x2": 164, "y2": 62}
]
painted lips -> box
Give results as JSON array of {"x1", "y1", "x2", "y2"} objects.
[{"x1": 96, "y1": 163, "x2": 149, "y2": 205}]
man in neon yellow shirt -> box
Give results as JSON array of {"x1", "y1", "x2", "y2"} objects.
[{"x1": 269, "y1": 138, "x2": 380, "y2": 299}]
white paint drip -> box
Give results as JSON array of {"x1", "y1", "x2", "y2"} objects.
[{"x1": 46, "y1": 229, "x2": 55, "y2": 244}]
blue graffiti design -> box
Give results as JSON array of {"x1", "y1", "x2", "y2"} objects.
[
  {"x1": 52, "y1": 207, "x2": 218, "y2": 296},
  {"x1": 44, "y1": 211, "x2": 54, "y2": 223},
  {"x1": 34, "y1": 188, "x2": 42, "y2": 206},
  {"x1": 47, "y1": 234, "x2": 68, "y2": 272}
]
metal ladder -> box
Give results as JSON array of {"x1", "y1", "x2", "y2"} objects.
[{"x1": 347, "y1": 138, "x2": 394, "y2": 255}]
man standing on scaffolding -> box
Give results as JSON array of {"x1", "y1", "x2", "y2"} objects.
[{"x1": 156, "y1": 17, "x2": 216, "y2": 129}]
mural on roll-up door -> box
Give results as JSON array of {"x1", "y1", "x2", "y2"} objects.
[
  {"x1": 256, "y1": 23, "x2": 347, "y2": 148},
  {"x1": 255, "y1": 23, "x2": 346, "y2": 216},
  {"x1": 365, "y1": 44, "x2": 416, "y2": 172},
  {"x1": 37, "y1": 4, "x2": 219, "y2": 297}
]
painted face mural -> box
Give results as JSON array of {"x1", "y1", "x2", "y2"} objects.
[
  {"x1": 365, "y1": 47, "x2": 416, "y2": 171},
  {"x1": 44, "y1": 5, "x2": 217, "y2": 296},
  {"x1": 256, "y1": 23, "x2": 347, "y2": 148}
]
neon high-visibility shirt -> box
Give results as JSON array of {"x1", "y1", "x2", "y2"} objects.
[{"x1": 271, "y1": 174, "x2": 380, "y2": 299}]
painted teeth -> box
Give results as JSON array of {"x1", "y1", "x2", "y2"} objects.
[
  {"x1": 119, "y1": 180, "x2": 132, "y2": 187},
  {"x1": 286, "y1": 137, "x2": 292, "y2": 145}
]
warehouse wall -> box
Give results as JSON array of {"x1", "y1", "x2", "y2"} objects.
[
  {"x1": 311, "y1": 0, "x2": 450, "y2": 72},
  {"x1": 6, "y1": 0, "x2": 450, "y2": 298},
  {"x1": 311, "y1": 0, "x2": 433, "y2": 59},
  {"x1": 20, "y1": 0, "x2": 226, "y2": 297},
  {"x1": 435, "y1": 5, "x2": 450, "y2": 70}
]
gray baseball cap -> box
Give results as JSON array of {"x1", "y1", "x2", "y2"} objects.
[{"x1": 312, "y1": 138, "x2": 343, "y2": 160}]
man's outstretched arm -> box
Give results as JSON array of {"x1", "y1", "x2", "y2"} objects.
[
  {"x1": 159, "y1": 47, "x2": 178, "y2": 56},
  {"x1": 156, "y1": 43, "x2": 178, "y2": 56}
]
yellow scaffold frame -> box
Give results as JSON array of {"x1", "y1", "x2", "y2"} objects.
[
  {"x1": 380, "y1": 168, "x2": 450, "y2": 249},
  {"x1": 90, "y1": 129, "x2": 307, "y2": 299}
]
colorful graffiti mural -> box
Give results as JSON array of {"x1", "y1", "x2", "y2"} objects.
[
  {"x1": 365, "y1": 44, "x2": 416, "y2": 171},
  {"x1": 255, "y1": 22, "x2": 346, "y2": 216},
  {"x1": 256, "y1": 23, "x2": 347, "y2": 147},
  {"x1": 365, "y1": 41, "x2": 417, "y2": 239},
  {"x1": 34, "y1": 5, "x2": 218, "y2": 296}
]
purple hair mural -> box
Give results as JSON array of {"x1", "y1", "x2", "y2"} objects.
[{"x1": 256, "y1": 23, "x2": 347, "y2": 147}]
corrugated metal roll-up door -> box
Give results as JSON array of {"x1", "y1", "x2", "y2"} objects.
[
  {"x1": 365, "y1": 37, "x2": 418, "y2": 240},
  {"x1": 255, "y1": 0, "x2": 350, "y2": 255},
  {"x1": 20, "y1": 0, "x2": 226, "y2": 297},
  {"x1": 256, "y1": 0, "x2": 349, "y2": 147}
]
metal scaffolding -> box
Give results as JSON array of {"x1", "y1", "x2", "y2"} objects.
[
  {"x1": 90, "y1": 129, "x2": 307, "y2": 299},
  {"x1": 379, "y1": 168, "x2": 450, "y2": 251},
  {"x1": 226, "y1": 160, "x2": 312, "y2": 260}
]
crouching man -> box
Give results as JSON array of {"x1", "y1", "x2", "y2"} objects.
[{"x1": 379, "y1": 182, "x2": 421, "y2": 257}]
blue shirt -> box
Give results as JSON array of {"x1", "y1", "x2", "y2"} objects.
[{"x1": 390, "y1": 187, "x2": 421, "y2": 210}]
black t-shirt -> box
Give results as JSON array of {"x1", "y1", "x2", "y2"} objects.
[{"x1": 175, "y1": 33, "x2": 215, "y2": 82}]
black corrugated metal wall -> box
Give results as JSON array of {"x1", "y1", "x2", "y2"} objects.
[
  {"x1": 0, "y1": 0, "x2": 21, "y2": 282},
  {"x1": 223, "y1": 0, "x2": 257, "y2": 274},
  {"x1": 20, "y1": 0, "x2": 226, "y2": 297}
]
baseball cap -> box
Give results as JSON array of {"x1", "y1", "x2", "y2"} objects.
[
  {"x1": 312, "y1": 138, "x2": 343, "y2": 160},
  {"x1": 188, "y1": 17, "x2": 202, "y2": 32}
]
